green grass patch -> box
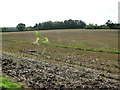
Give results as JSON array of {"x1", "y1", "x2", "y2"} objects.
[
  {"x1": 4, "y1": 39, "x2": 120, "y2": 54},
  {"x1": 48, "y1": 43, "x2": 120, "y2": 54},
  {"x1": 0, "y1": 77, "x2": 21, "y2": 88}
]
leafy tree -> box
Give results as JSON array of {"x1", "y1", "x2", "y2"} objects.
[
  {"x1": 37, "y1": 23, "x2": 42, "y2": 30},
  {"x1": 106, "y1": 20, "x2": 112, "y2": 26},
  {"x1": 85, "y1": 24, "x2": 94, "y2": 29},
  {"x1": 16, "y1": 23, "x2": 26, "y2": 31},
  {"x1": 85, "y1": 24, "x2": 110, "y2": 29},
  {"x1": 79, "y1": 20, "x2": 86, "y2": 28},
  {"x1": 108, "y1": 23, "x2": 120, "y2": 29},
  {"x1": 33, "y1": 19, "x2": 86, "y2": 30},
  {"x1": 2, "y1": 27, "x2": 7, "y2": 32},
  {"x1": 26, "y1": 26, "x2": 33, "y2": 30},
  {"x1": 105, "y1": 20, "x2": 120, "y2": 29}
]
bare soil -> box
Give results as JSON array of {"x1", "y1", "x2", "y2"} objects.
[{"x1": 2, "y1": 52, "x2": 119, "y2": 89}]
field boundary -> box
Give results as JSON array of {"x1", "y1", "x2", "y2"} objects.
[{"x1": 4, "y1": 40, "x2": 120, "y2": 54}]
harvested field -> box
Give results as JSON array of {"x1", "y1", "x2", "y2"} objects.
[
  {"x1": 2, "y1": 29, "x2": 120, "y2": 89},
  {"x1": 2, "y1": 53, "x2": 119, "y2": 89}
]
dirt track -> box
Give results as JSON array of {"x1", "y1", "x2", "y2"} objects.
[{"x1": 2, "y1": 53, "x2": 119, "y2": 89}]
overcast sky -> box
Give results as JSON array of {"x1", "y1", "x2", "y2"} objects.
[{"x1": 0, "y1": 0, "x2": 119, "y2": 27}]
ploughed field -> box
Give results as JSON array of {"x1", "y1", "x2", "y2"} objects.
[{"x1": 2, "y1": 29, "x2": 119, "y2": 89}]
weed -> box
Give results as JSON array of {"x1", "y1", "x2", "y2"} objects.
[
  {"x1": 0, "y1": 77, "x2": 21, "y2": 88},
  {"x1": 32, "y1": 31, "x2": 50, "y2": 45}
]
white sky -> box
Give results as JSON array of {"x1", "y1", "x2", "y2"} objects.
[{"x1": 0, "y1": 0, "x2": 119, "y2": 27}]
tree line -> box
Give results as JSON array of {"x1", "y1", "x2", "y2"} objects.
[
  {"x1": 85, "y1": 20, "x2": 120, "y2": 29},
  {"x1": 1, "y1": 19, "x2": 120, "y2": 31},
  {"x1": 33, "y1": 19, "x2": 86, "y2": 30}
]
